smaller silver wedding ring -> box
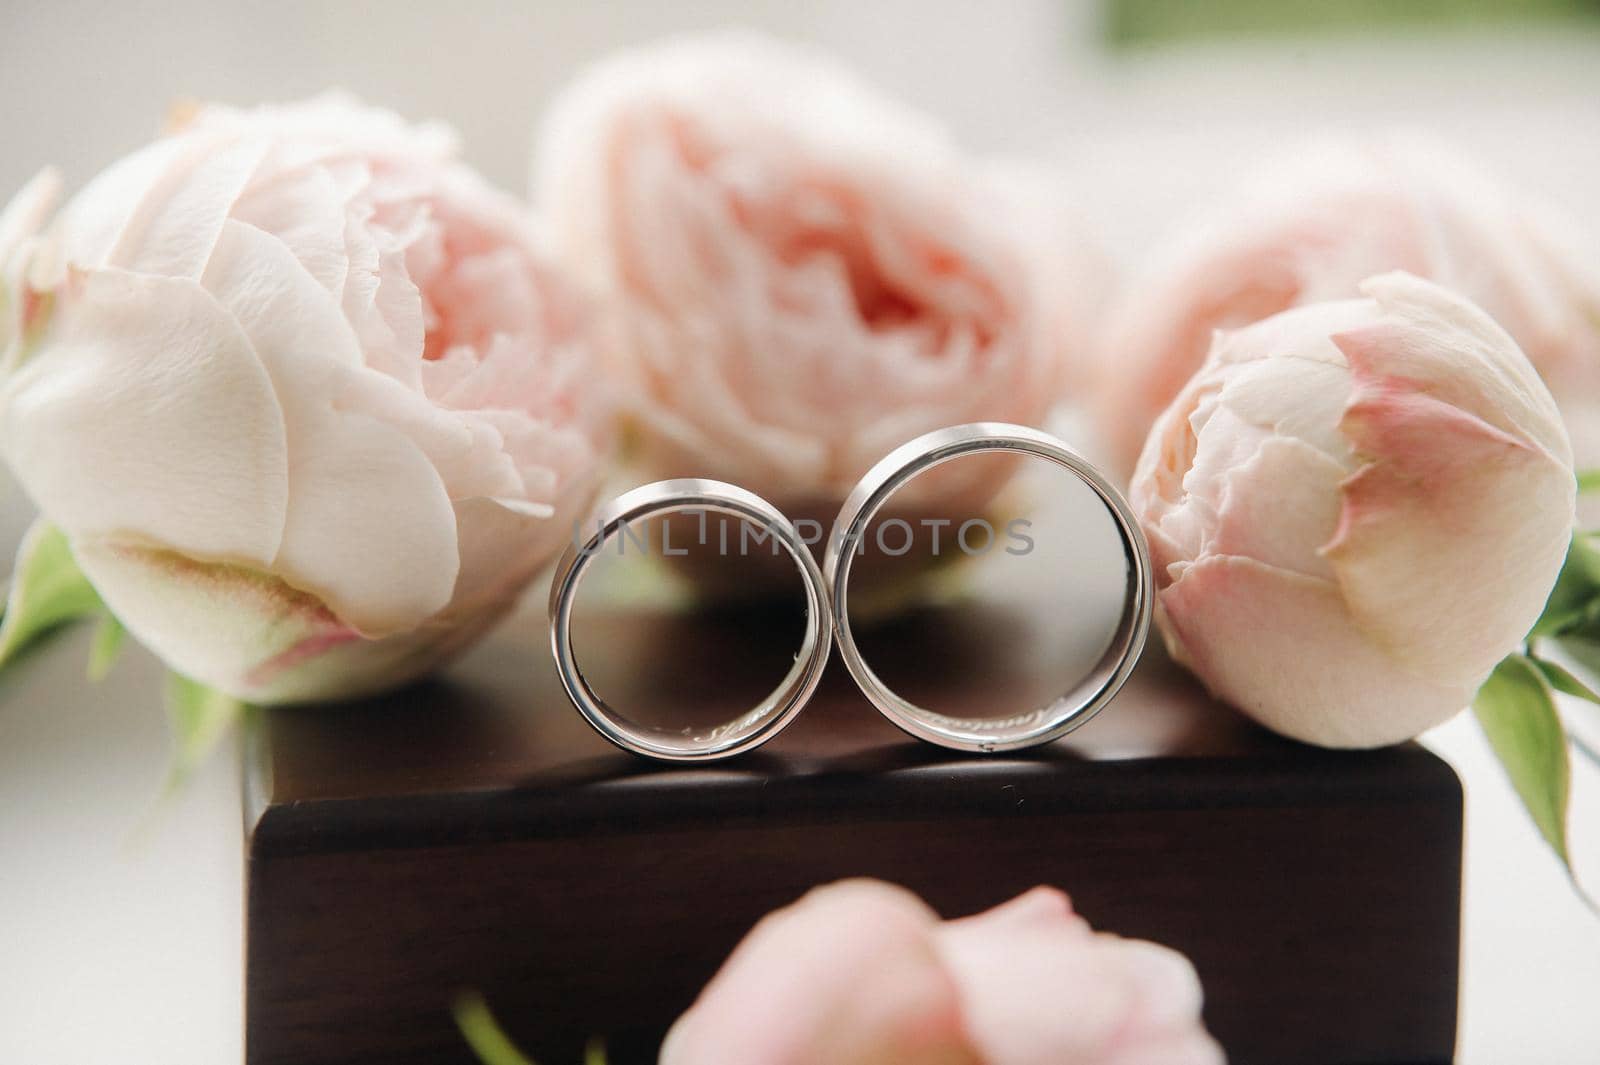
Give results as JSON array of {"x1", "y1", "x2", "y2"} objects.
[
  {"x1": 824, "y1": 423, "x2": 1153, "y2": 753},
  {"x1": 549, "y1": 479, "x2": 831, "y2": 762}
]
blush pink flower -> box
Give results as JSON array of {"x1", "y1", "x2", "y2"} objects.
[
  {"x1": 1131, "y1": 272, "x2": 1574, "y2": 747},
  {"x1": 0, "y1": 94, "x2": 610, "y2": 702},
  {"x1": 1097, "y1": 136, "x2": 1600, "y2": 476},
  {"x1": 535, "y1": 32, "x2": 1102, "y2": 519},
  {"x1": 660, "y1": 879, "x2": 1222, "y2": 1065}
]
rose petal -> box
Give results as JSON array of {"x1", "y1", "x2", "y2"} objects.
[
  {"x1": 1097, "y1": 234, "x2": 1311, "y2": 472},
  {"x1": 538, "y1": 31, "x2": 1079, "y2": 509},
  {"x1": 1208, "y1": 433, "x2": 1347, "y2": 583},
  {"x1": 201, "y1": 219, "x2": 459, "y2": 636},
  {"x1": 53, "y1": 136, "x2": 191, "y2": 269},
  {"x1": 1347, "y1": 272, "x2": 1572, "y2": 461},
  {"x1": 188, "y1": 91, "x2": 460, "y2": 172},
  {"x1": 660, "y1": 880, "x2": 977, "y2": 1065},
  {"x1": 447, "y1": 497, "x2": 563, "y2": 616},
  {"x1": 0, "y1": 168, "x2": 63, "y2": 352},
  {"x1": 107, "y1": 134, "x2": 267, "y2": 280},
  {"x1": 231, "y1": 164, "x2": 354, "y2": 296},
  {"x1": 935, "y1": 888, "x2": 1221, "y2": 1065},
  {"x1": 341, "y1": 371, "x2": 529, "y2": 504},
  {"x1": 0, "y1": 267, "x2": 288, "y2": 566},
  {"x1": 1160, "y1": 553, "x2": 1470, "y2": 747},
  {"x1": 1093, "y1": 135, "x2": 1595, "y2": 477},
  {"x1": 71, "y1": 537, "x2": 356, "y2": 700},
  {"x1": 0, "y1": 168, "x2": 61, "y2": 273},
  {"x1": 1327, "y1": 375, "x2": 1573, "y2": 689},
  {"x1": 71, "y1": 537, "x2": 476, "y2": 704}
]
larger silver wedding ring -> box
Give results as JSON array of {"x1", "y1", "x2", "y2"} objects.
[
  {"x1": 824, "y1": 423, "x2": 1153, "y2": 753},
  {"x1": 549, "y1": 479, "x2": 832, "y2": 762}
]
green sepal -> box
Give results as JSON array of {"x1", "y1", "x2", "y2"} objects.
[
  {"x1": 0, "y1": 520, "x2": 106, "y2": 669},
  {"x1": 452, "y1": 991, "x2": 610, "y2": 1065},
  {"x1": 164, "y1": 671, "x2": 246, "y2": 791},
  {"x1": 87, "y1": 612, "x2": 126, "y2": 682},
  {"x1": 453, "y1": 993, "x2": 540, "y2": 1065}
]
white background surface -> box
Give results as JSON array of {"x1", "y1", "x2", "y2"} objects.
[{"x1": 1, "y1": 2, "x2": 1598, "y2": 1062}]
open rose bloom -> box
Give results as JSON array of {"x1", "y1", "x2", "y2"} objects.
[
  {"x1": 0, "y1": 95, "x2": 610, "y2": 703},
  {"x1": 536, "y1": 32, "x2": 1101, "y2": 528},
  {"x1": 661, "y1": 879, "x2": 1223, "y2": 1065},
  {"x1": 1097, "y1": 137, "x2": 1600, "y2": 476},
  {"x1": 1132, "y1": 272, "x2": 1574, "y2": 747}
]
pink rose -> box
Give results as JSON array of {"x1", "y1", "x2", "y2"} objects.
[
  {"x1": 1096, "y1": 136, "x2": 1600, "y2": 476},
  {"x1": 535, "y1": 31, "x2": 1101, "y2": 522},
  {"x1": 660, "y1": 879, "x2": 1222, "y2": 1065},
  {"x1": 1131, "y1": 272, "x2": 1574, "y2": 747},
  {"x1": 0, "y1": 95, "x2": 610, "y2": 702}
]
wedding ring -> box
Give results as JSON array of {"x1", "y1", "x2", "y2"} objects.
[
  {"x1": 824, "y1": 423, "x2": 1152, "y2": 753},
  {"x1": 549, "y1": 479, "x2": 831, "y2": 762}
]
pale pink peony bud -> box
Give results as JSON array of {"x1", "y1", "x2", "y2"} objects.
[{"x1": 1131, "y1": 272, "x2": 1575, "y2": 747}]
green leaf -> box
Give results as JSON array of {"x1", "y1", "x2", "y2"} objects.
[
  {"x1": 1474, "y1": 654, "x2": 1571, "y2": 865},
  {"x1": 1531, "y1": 655, "x2": 1600, "y2": 705},
  {"x1": 1535, "y1": 636, "x2": 1600, "y2": 725},
  {"x1": 87, "y1": 612, "x2": 126, "y2": 682},
  {"x1": 1546, "y1": 634, "x2": 1600, "y2": 677},
  {"x1": 453, "y1": 993, "x2": 540, "y2": 1065},
  {"x1": 164, "y1": 672, "x2": 245, "y2": 791},
  {"x1": 1577, "y1": 468, "x2": 1600, "y2": 494},
  {"x1": 0, "y1": 521, "x2": 105, "y2": 668}
]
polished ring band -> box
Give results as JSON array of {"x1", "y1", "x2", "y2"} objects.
[
  {"x1": 548, "y1": 478, "x2": 832, "y2": 762},
  {"x1": 824, "y1": 422, "x2": 1153, "y2": 753}
]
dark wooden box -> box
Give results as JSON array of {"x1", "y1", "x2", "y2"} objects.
[{"x1": 244, "y1": 608, "x2": 1461, "y2": 1065}]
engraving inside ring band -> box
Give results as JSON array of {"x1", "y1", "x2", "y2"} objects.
[
  {"x1": 547, "y1": 479, "x2": 832, "y2": 763},
  {"x1": 823, "y1": 424, "x2": 1153, "y2": 754}
]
